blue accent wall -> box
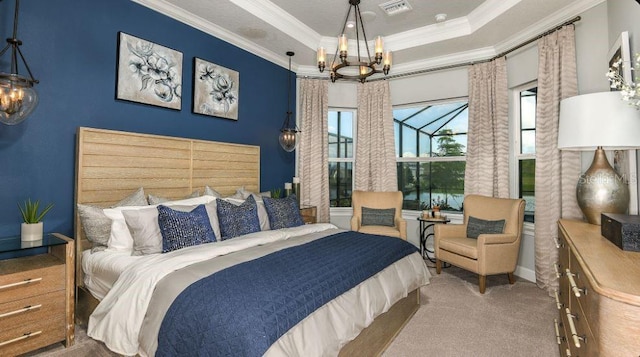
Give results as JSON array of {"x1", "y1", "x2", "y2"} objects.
[{"x1": 0, "y1": 0, "x2": 296, "y2": 239}]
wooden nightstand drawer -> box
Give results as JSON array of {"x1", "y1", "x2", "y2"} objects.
[
  {"x1": 300, "y1": 206, "x2": 317, "y2": 224},
  {"x1": 0, "y1": 316, "x2": 66, "y2": 356},
  {"x1": 0, "y1": 255, "x2": 65, "y2": 304},
  {"x1": 0, "y1": 290, "x2": 65, "y2": 331}
]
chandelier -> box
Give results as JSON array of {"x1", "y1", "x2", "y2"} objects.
[
  {"x1": 317, "y1": 0, "x2": 392, "y2": 83},
  {"x1": 279, "y1": 51, "x2": 300, "y2": 152},
  {"x1": 0, "y1": 0, "x2": 39, "y2": 125}
]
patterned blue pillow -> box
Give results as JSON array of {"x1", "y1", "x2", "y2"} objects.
[
  {"x1": 262, "y1": 194, "x2": 305, "y2": 230},
  {"x1": 157, "y1": 204, "x2": 216, "y2": 253},
  {"x1": 216, "y1": 195, "x2": 261, "y2": 240}
]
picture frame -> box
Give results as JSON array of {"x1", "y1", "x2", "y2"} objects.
[
  {"x1": 116, "y1": 32, "x2": 183, "y2": 110},
  {"x1": 608, "y1": 31, "x2": 638, "y2": 214},
  {"x1": 192, "y1": 57, "x2": 239, "y2": 120}
]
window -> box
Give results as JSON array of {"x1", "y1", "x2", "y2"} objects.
[
  {"x1": 394, "y1": 100, "x2": 468, "y2": 211},
  {"x1": 328, "y1": 109, "x2": 355, "y2": 207},
  {"x1": 515, "y1": 85, "x2": 537, "y2": 222}
]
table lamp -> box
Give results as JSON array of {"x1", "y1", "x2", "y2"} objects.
[{"x1": 558, "y1": 92, "x2": 640, "y2": 225}]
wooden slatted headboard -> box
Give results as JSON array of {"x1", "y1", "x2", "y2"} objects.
[{"x1": 74, "y1": 127, "x2": 260, "y2": 291}]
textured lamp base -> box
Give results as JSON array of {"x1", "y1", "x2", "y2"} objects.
[{"x1": 577, "y1": 148, "x2": 629, "y2": 225}]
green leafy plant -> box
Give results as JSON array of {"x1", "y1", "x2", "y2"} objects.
[
  {"x1": 18, "y1": 199, "x2": 54, "y2": 224},
  {"x1": 270, "y1": 188, "x2": 282, "y2": 199}
]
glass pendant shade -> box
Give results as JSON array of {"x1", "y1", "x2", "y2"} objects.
[
  {"x1": 279, "y1": 51, "x2": 299, "y2": 152},
  {"x1": 0, "y1": 74, "x2": 38, "y2": 125},
  {"x1": 279, "y1": 127, "x2": 297, "y2": 152}
]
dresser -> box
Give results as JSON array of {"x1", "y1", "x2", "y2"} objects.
[
  {"x1": 0, "y1": 233, "x2": 74, "y2": 356},
  {"x1": 555, "y1": 219, "x2": 640, "y2": 357}
]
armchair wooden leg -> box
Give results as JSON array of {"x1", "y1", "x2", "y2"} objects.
[
  {"x1": 435, "y1": 259, "x2": 442, "y2": 274},
  {"x1": 507, "y1": 272, "x2": 515, "y2": 285},
  {"x1": 479, "y1": 275, "x2": 486, "y2": 294}
]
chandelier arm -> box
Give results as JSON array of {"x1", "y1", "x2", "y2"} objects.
[
  {"x1": 331, "y1": 3, "x2": 353, "y2": 70},
  {"x1": 0, "y1": 43, "x2": 11, "y2": 58},
  {"x1": 354, "y1": 4, "x2": 361, "y2": 63},
  {"x1": 14, "y1": 45, "x2": 38, "y2": 83},
  {"x1": 355, "y1": 5, "x2": 373, "y2": 64}
]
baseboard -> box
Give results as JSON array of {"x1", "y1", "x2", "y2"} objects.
[{"x1": 515, "y1": 265, "x2": 535, "y2": 282}]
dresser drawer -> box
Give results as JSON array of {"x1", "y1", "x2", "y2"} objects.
[
  {"x1": 0, "y1": 259, "x2": 64, "y2": 304},
  {"x1": 566, "y1": 293, "x2": 598, "y2": 357},
  {"x1": 0, "y1": 290, "x2": 65, "y2": 330},
  {"x1": 0, "y1": 315, "x2": 66, "y2": 356}
]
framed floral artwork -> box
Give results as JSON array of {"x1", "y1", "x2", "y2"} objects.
[
  {"x1": 192, "y1": 57, "x2": 239, "y2": 120},
  {"x1": 116, "y1": 32, "x2": 183, "y2": 110}
]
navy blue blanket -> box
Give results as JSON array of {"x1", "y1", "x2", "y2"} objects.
[{"x1": 156, "y1": 231, "x2": 417, "y2": 357}]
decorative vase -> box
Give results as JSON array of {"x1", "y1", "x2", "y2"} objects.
[{"x1": 21, "y1": 222, "x2": 43, "y2": 242}]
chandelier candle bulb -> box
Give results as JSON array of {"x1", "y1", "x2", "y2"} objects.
[
  {"x1": 339, "y1": 34, "x2": 348, "y2": 57},
  {"x1": 317, "y1": 47, "x2": 326, "y2": 72}
]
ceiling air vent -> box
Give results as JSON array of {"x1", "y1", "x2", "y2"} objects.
[{"x1": 379, "y1": 0, "x2": 412, "y2": 16}]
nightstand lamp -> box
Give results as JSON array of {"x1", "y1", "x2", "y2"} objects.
[{"x1": 558, "y1": 91, "x2": 640, "y2": 225}]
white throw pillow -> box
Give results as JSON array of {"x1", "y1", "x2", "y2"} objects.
[{"x1": 104, "y1": 195, "x2": 216, "y2": 253}]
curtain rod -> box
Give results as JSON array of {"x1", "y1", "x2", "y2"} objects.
[{"x1": 299, "y1": 15, "x2": 581, "y2": 82}]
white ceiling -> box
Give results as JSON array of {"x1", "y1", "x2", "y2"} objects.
[{"x1": 132, "y1": 0, "x2": 605, "y2": 79}]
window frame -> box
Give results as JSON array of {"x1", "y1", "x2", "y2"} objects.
[
  {"x1": 328, "y1": 107, "x2": 357, "y2": 209},
  {"x1": 510, "y1": 81, "x2": 537, "y2": 222},
  {"x1": 394, "y1": 97, "x2": 468, "y2": 212}
]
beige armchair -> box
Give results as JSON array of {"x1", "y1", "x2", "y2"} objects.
[
  {"x1": 350, "y1": 190, "x2": 407, "y2": 240},
  {"x1": 435, "y1": 194, "x2": 525, "y2": 293}
]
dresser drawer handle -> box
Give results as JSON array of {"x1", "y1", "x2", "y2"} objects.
[
  {"x1": 565, "y1": 269, "x2": 585, "y2": 297},
  {"x1": 554, "y1": 291, "x2": 563, "y2": 310},
  {"x1": 565, "y1": 308, "x2": 586, "y2": 349},
  {"x1": 553, "y1": 318, "x2": 562, "y2": 345},
  {"x1": 0, "y1": 277, "x2": 43, "y2": 290},
  {"x1": 554, "y1": 264, "x2": 562, "y2": 279},
  {"x1": 0, "y1": 330, "x2": 42, "y2": 347},
  {"x1": 566, "y1": 348, "x2": 572, "y2": 357},
  {"x1": 0, "y1": 304, "x2": 43, "y2": 319}
]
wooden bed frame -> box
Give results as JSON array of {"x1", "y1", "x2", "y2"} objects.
[{"x1": 74, "y1": 127, "x2": 419, "y2": 356}]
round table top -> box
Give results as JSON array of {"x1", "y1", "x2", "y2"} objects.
[{"x1": 417, "y1": 216, "x2": 451, "y2": 223}]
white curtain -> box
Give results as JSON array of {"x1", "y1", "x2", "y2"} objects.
[
  {"x1": 355, "y1": 81, "x2": 397, "y2": 191},
  {"x1": 534, "y1": 26, "x2": 582, "y2": 294},
  {"x1": 298, "y1": 79, "x2": 330, "y2": 223},
  {"x1": 464, "y1": 57, "x2": 510, "y2": 198}
]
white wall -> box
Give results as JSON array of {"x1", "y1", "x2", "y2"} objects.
[
  {"x1": 326, "y1": 2, "x2": 611, "y2": 282},
  {"x1": 607, "y1": 0, "x2": 640, "y2": 212}
]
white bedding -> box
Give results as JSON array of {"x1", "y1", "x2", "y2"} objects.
[
  {"x1": 82, "y1": 250, "x2": 142, "y2": 300},
  {"x1": 86, "y1": 224, "x2": 431, "y2": 356}
]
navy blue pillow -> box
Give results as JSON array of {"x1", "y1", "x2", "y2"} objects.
[
  {"x1": 216, "y1": 195, "x2": 261, "y2": 240},
  {"x1": 157, "y1": 204, "x2": 216, "y2": 253},
  {"x1": 262, "y1": 194, "x2": 305, "y2": 230}
]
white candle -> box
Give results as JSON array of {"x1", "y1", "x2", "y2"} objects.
[
  {"x1": 293, "y1": 177, "x2": 300, "y2": 184},
  {"x1": 284, "y1": 182, "x2": 292, "y2": 189}
]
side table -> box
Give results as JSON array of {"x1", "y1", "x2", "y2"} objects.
[
  {"x1": 417, "y1": 216, "x2": 450, "y2": 264},
  {"x1": 0, "y1": 233, "x2": 75, "y2": 355},
  {"x1": 299, "y1": 205, "x2": 317, "y2": 224}
]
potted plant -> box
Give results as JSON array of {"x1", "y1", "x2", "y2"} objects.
[{"x1": 18, "y1": 198, "x2": 53, "y2": 241}]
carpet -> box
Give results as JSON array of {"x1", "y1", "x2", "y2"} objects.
[{"x1": 28, "y1": 266, "x2": 558, "y2": 356}]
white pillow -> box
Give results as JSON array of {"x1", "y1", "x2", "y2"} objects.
[
  {"x1": 224, "y1": 197, "x2": 271, "y2": 231},
  {"x1": 104, "y1": 195, "x2": 216, "y2": 252},
  {"x1": 122, "y1": 202, "x2": 221, "y2": 255}
]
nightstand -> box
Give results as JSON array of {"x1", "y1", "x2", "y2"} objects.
[
  {"x1": 0, "y1": 233, "x2": 74, "y2": 355},
  {"x1": 300, "y1": 205, "x2": 317, "y2": 224}
]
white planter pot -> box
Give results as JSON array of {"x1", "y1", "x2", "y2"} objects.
[{"x1": 21, "y1": 222, "x2": 43, "y2": 242}]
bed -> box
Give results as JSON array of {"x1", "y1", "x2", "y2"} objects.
[{"x1": 74, "y1": 127, "x2": 430, "y2": 356}]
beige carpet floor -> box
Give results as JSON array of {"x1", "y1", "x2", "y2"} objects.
[{"x1": 28, "y1": 266, "x2": 558, "y2": 357}]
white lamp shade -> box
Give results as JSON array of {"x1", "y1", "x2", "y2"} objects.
[{"x1": 558, "y1": 92, "x2": 640, "y2": 150}]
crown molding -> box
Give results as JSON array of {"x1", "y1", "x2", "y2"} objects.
[
  {"x1": 228, "y1": 0, "x2": 321, "y2": 49},
  {"x1": 493, "y1": 0, "x2": 606, "y2": 55},
  {"x1": 131, "y1": 0, "x2": 291, "y2": 69},
  {"x1": 467, "y1": 0, "x2": 522, "y2": 32}
]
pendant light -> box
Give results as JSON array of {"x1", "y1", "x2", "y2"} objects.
[
  {"x1": 0, "y1": 0, "x2": 39, "y2": 125},
  {"x1": 279, "y1": 51, "x2": 299, "y2": 152},
  {"x1": 317, "y1": 0, "x2": 391, "y2": 83}
]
